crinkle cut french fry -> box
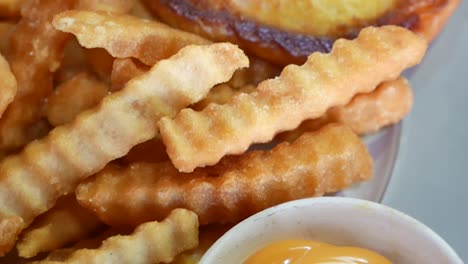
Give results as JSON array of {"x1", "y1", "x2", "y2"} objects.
[
  {"x1": 45, "y1": 228, "x2": 130, "y2": 262},
  {"x1": 77, "y1": 0, "x2": 134, "y2": 14},
  {"x1": 322, "y1": 77, "x2": 413, "y2": 134},
  {"x1": 0, "y1": 43, "x2": 248, "y2": 256},
  {"x1": 0, "y1": 53, "x2": 16, "y2": 118},
  {"x1": 76, "y1": 124, "x2": 372, "y2": 226},
  {"x1": 46, "y1": 72, "x2": 109, "y2": 126},
  {"x1": 0, "y1": 0, "x2": 75, "y2": 154},
  {"x1": 277, "y1": 77, "x2": 413, "y2": 141},
  {"x1": 171, "y1": 225, "x2": 231, "y2": 264},
  {"x1": 110, "y1": 59, "x2": 256, "y2": 110},
  {"x1": 16, "y1": 195, "x2": 103, "y2": 258},
  {"x1": 110, "y1": 58, "x2": 149, "y2": 91},
  {"x1": 32, "y1": 209, "x2": 199, "y2": 264},
  {"x1": 159, "y1": 26, "x2": 428, "y2": 172},
  {"x1": 53, "y1": 10, "x2": 210, "y2": 66}
]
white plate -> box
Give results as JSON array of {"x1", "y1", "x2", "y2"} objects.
[{"x1": 200, "y1": 197, "x2": 463, "y2": 263}]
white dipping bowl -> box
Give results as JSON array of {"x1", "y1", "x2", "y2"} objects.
[{"x1": 200, "y1": 197, "x2": 462, "y2": 264}]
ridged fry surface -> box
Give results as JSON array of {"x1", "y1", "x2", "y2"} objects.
[
  {"x1": 0, "y1": 0, "x2": 75, "y2": 154},
  {"x1": 160, "y1": 25, "x2": 427, "y2": 172},
  {"x1": 278, "y1": 77, "x2": 413, "y2": 140},
  {"x1": 32, "y1": 209, "x2": 199, "y2": 264},
  {"x1": 53, "y1": 10, "x2": 210, "y2": 66},
  {"x1": 0, "y1": 43, "x2": 247, "y2": 255},
  {"x1": 77, "y1": 124, "x2": 372, "y2": 226},
  {"x1": 17, "y1": 195, "x2": 103, "y2": 258}
]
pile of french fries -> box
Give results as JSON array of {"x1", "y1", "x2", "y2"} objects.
[{"x1": 0, "y1": 0, "x2": 432, "y2": 263}]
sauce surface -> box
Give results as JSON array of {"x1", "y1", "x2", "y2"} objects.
[{"x1": 244, "y1": 239, "x2": 392, "y2": 264}]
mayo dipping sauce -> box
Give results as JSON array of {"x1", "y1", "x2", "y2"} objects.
[{"x1": 244, "y1": 239, "x2": 392, "y2": 264}]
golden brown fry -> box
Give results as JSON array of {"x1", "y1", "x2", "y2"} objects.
[
  {"x1": 77, "y1": 0, "x2": 134, "y2": 14},
  {"x1": 0, "y1": 43, "x2": 247, "y2": 256},
  {"x1": 110, "y1": 59, "x2": 258, "y2": 105},
  {"x1": 277, "y1": 77, "x2": 413, "y2": 141},
  {"x1": 193, "y1": 84, "x2": 255, "y2": 111},
  {"x1": 171, "y1": 225, "x2": 230, "y2": 264},
  {"x1": 16, "y1": 195, "x2": 103, "y2": 258},
  {"x1": 53, "y1": 10, "x2": 210, "y2": 66},
  {"x1": 0, "y1": 0, "x2": 23, "y2": 18},
  {"x1": 109, "y1": 56, "x2": 275, "y2": 93},
  {"x1": 324, "y1": 77, "x2": 413, "y2": 134},
  {"x1": 32, "y1": 209, "x2": 199, "y2": 264},
  {"x1": 0, "y1": 22, "x2": 15, "y2": 54},
  {"x1": 76, "y1": 124, "x2": 372, "y2": 226},
  {"x1": 0, "y1": 53, "x2": 16, "y2": 118},
  {"x1": 124, "y1": 86, "x2": 256, "y2": 163},
  {"x1": 159, "y1": 26, "x2": 427, "y2": 172},
  {"x1": 0, "y1": 0, "x2": 75, "y2": 155},
  {"x1": 110, "y1": 58, "x2": 149, "y2": 91},
  {"x1": 46, "y1": 72, "x2": 109, "y2": 127},
  {"x1": 45, "y1": 228, "x2": 130, "y2": 261}
]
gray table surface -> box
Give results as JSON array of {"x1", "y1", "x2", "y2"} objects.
[{"x1": 383, "y1": 2, "x2": 467, "y2": 261}]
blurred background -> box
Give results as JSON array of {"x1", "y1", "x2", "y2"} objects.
[{"x1": 383, "y1": 1, "x2": 467, "y2": 260}]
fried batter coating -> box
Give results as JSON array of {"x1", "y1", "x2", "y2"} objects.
[
  {"x1": 0, "y1": 0, "x2": 76, "y2": 155},
  {"x1": 110, "y1": 59, "x2": 256, "y2": 110},
  {"x1": 171, "y1": 225, "x2": 230, "y2": 264},
  {"x1": 76, "y1": 124, "x2": 372, "y2": 226},
  {"x1": 31, "y1": 209, "x2": 199, "y2": 264},
  {"x1": 53, "y1": 10, "x2": 210, "y2": 66},
  {"x1": 0, "y1": 53, "x2": 16, "y2": 118},
  {"x1": 0, "y1": 43, "x2": 248, "y2": 256},
  {"x1": 277, "y1": 77, "x2": 413, "y2": 141},
  {"x1": 159, "y1": 26, "x2": 427, "y2": 172},
  {"x1": 110, "y1": 58, "x2": 149, "y2": 91},
  {"x1": 46, "y1": 72, "x2": 109, "y2": 126},
  {"x1": 16, "y1": 195, "x2": 103, "y2": 258},
  {"x1": 44, "y1": 228, "x2": 129, "y2": 262}
]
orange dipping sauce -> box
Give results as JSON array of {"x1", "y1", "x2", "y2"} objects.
[{"x1": 244, "y1": 240, "x2": 392, "y2": 264}]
